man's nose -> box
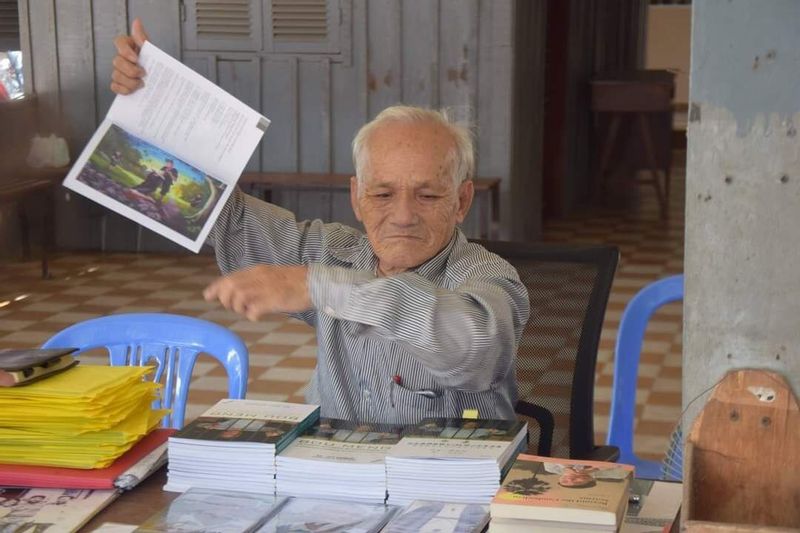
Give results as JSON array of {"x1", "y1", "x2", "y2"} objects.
[{"x1": 389, "y1": 193, "x2": 418, "y2": 226}]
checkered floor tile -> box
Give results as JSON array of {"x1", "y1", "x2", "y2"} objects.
[{"x1": 0, "y1": 153, "x2": 685, "y2": 462}]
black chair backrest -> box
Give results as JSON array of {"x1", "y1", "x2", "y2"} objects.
[{"x1": 475, "y1": 240, "x2": 619, "y2": 459}]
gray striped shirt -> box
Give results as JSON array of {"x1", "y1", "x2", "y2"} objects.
[{"x1": 209, "y1": 189, "x2": 530, "y2": 425}]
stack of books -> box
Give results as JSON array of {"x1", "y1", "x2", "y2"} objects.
[
  {"x1": 164, "y1": 399, "x2": 319, "y2": 494},
  {"x1": 0, "y1": 364, "x2": 165, "y2": 469},
  {"x1": 385, "y1": 418, "x2": 527, "y2": 506},
  {"x1": 489, "y1": 454, "x2": 634, "y2": 532},
  {"x1": 276, "y1": 419, "x2": 403, "y2": 504}
]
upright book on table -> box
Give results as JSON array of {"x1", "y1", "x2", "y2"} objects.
[
  {"x1": 490, "y1": 453, "x2": 634, "y2": 532},
  {"x1": 165, "y1": 399, "x2": 319, "y2": 494},
  {"x1": 385, "y1": 418, "x2": 527, "y2": 505},
  {"x1": 62, "y1": 41, "x2": 269, "y2": 252}
]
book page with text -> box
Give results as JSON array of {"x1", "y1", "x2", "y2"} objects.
[
  {"x1": 63, "y1": 41, "x2": 269, "y2": 252},
  {"x1": 107, "y1": 42, "x2": 268, "y2": 183}
]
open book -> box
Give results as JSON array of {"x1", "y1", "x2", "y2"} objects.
[{"x1": 63, "y1": 42, "x2": 269, "y2": 252}]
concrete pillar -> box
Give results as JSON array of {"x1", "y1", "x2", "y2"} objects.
[{"x1": 684, "y1": 1, "x2": 800, "y2": 426}]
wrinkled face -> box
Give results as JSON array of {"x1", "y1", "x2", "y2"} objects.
[{"x1": 351, "y1": 121, "x2": 474, "y2": 276}]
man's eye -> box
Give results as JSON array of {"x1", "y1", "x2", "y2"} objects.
[
  {"x1": 371, "y1": 192, "x2": 391, "y2": 198},
  {"x1": 420, "y1": 194, "x2": 441, "y2": 200}
]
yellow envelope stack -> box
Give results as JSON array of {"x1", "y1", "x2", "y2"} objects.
[{"x1": 0, "y1": 365, "x2": 168, "y2": 469}]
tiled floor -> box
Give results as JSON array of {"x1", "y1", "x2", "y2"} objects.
[{"x1": 0, "y1": 154, "x2": 684, "y2": 462}]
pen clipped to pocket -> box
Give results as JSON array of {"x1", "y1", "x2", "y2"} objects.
[{"x1": 390, "y1": 375, "x2": 442, "y2": 407}]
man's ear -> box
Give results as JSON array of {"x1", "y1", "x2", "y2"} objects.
[
  {"x1": 455, "y1": 180, "x2": 475, "y2": 224},
  {"x1": 350, "y1": 176, "x2": 363, "y2": 222}
]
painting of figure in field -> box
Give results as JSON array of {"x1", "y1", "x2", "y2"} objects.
[{"x1": 76, "y1": 123, "x2": 227, "y2": 240}]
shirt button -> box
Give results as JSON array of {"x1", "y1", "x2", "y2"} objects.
[
  {"x1": 362, "y1": 388, "x2": 371, "y2": 399},
  {"x1": 323, "y1": 306, "x2": 336, "y2": 317}
]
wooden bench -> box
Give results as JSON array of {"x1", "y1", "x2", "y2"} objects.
[{"x1": 240, "y1": 172, "x2": 501, "y2": 239}]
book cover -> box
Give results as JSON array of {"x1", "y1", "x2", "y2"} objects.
[
  {"x1": 491, "y1": 454, "x2": 634, "y2": 527},
  {"x1": 62, "y1": 41, "x2": 269, "y2": 253},
  {"x1": 0, "y1": 487, "x2": 118, "y2": 533},
  {"x1": 135, "y1": 488, "x2": 286, "y2": 533},
  {"x1": 279, "y1": 418, "x2": 403, "y2": 464},
  {"x1": 256, "y1": 497, "x2": 399, "y2": 533},
  {"x1": 388, "y1": 418, "x2": 527, "y2": 461},
  {"x1": 170, "y1": 399, "x2": 320, "y2": 450},
  {"x1": 0, "y1": 428, "x2": 174, "y2": 490},
  {"x1": 383, "y1": 500, "x2": 490, "y2": 533}
]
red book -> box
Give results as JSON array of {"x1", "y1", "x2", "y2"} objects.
[{"x1": 0, "y1": 428, "x2": 175, "y2": 490}]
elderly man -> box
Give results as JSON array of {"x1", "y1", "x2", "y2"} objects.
[{"x1": 112, "y1": 21, "x2": 530, "y2": 425}]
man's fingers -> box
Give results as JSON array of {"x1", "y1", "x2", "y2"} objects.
[
  {"x1": 203, "y1": 279, "x2": 221, "y2": 302},
  {"x1": 131, "y1": 18, "x2": 149, "y2": 48},
  {"x1": 113, "y1": 35, "x2": 139, "y2": 63},
  {"x1": 111, "y1": 69, "x2": 143, "y2": 93},
  {"x1": 245, "y1": 303, "x2": 264, "y2": 322},
  {"x1": 112, "y1": 55, "x2": 145, "y2": 80},
  {"x1": 110, "y1": 81, "x2": 132, "y2": 95},
  {"x1": 231, "y1": 291, "x2": 249, "y2": 316}
]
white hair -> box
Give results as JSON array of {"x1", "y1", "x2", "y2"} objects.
[{"x1": 351, "y1": 105, "x2": 475, "y2": 190}]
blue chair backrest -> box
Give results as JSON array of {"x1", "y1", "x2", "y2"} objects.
[
  {"x1": 41, "y1": 313, "x2": 248, "y2": 429},
  {"x1": 607, "y1": 274, "x2": 683, "y2": 479}
]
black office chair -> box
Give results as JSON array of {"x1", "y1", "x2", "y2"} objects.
[{"x1": 474, "y1": 240, "x2": 620, "y2": 460}]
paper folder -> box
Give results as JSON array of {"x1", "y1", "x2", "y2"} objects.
[{"x1": 0, "y1": 428, "x2": 175, "y2": 490}]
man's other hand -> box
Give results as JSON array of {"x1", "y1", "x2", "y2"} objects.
[
  {"x1": 203, "y1": 265, "x2": 312, "y2": 321},
  {"x1": 111, "y1": 18, "x2": 148, "y2": 95}
]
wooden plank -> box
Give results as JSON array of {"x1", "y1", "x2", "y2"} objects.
[
  {"x1": 296, "y1": 58, "x2": 332, "y2": 220},
  {"x1": 365, "y1": 0, "x2": 401, "y2": 118},
  {"x1": 507, "y1": 0, "x2": 544, "y2": 241},
  {"x1": 127, "y1": 0, "x2": 180, "y2": 59},
  {"x1": 215, "y1": 56, "x2": 262, "y2": 170},
  {"x1": 298, "y1": 59, "x2": 330, "y2": 173},
  {"x1": 437, "y1": 0, "x2": 478, "y2": 237},
  {"x1": 401, "y1": 0, "x2": 438, "y2": 107},
  {"x1": 55, "y1": 0, "x2": 96, "y2": 145},
  {"x1": 330, "y1": 0, "x2": 367, "y2": 175},
  {"x1": 438, "y1": 0, "x2": 479, "y2": 113},
  {"x1": 26, "y1": 0, "x2": 59, "y2": 123},
  {"x1": 92, "y1": 0, "x2": 128, "y2": 121},
  {"x1": 260, "y1": 57, "x2": 298, "y2": 172},
  {"x1": 18, "y1": 0, "x2": 33, "y2": 97}
]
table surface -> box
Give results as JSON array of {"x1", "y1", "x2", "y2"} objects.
[{"x1": 83, "y1": 468, "x2": 176, "y2": 531}]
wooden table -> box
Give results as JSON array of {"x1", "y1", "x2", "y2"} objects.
[
  {"x1": 0, "y1": 168, "x2": 64, "y2": 278},
  {"x1": 82, "y1": 469, "x2": 176, "y2": 530},
  {"x1": 590, "y1": 70, "x2": 674, "y2": 219},
  {"x1": 240, "y1": 172, "x2": 502, "y2": 239}
]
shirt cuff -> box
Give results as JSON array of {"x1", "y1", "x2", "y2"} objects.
[{"x1": 307, "y1": 263, "x2": 374, "y2": 318}]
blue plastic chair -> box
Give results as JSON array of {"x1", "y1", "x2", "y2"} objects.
[
  {"x1": 607, "y1": 274, "x2": 683, "y2": 479},
  {"x1": 42, "y1": 313, "x2": 248, "y2": 429}
]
